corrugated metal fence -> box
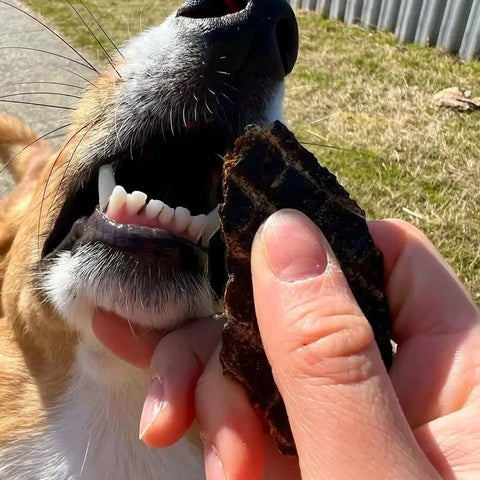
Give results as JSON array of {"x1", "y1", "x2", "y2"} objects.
[{"x1": 289, "y1": 0, "x2": 480, "y2": 60}]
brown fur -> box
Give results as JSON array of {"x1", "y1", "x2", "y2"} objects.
[{"x1": 0, "y1": 114, "x2": 76, "y2": 444}]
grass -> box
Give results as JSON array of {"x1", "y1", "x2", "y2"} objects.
[{"x1": 22, "y1": 0, "x2": 480, "y2": 302}]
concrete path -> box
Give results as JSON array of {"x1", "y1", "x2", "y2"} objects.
[{"x1": 0, "y1": 0, "x2": 94, "y2": 194}]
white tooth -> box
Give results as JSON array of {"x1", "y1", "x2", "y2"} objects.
[
  {"x1": 145, "y1": 199, "x2": 165, "y2": 219},
  {"x1": 126, "y1": 191, "x2": 148, "y2": 215},
  {"x1": 187, "y1": 214, "x2": 207, "y2": 242},
  {"x1": 201, "y1": 206, "x2": 220, "y2": 247},
  {"x1": 107, "y1": 185, "x2": 127, "y2": 216},
  {"x1": 172, "y1": 207, "x2": 192, "y2": 232},
  {"x1": 158, "y1": 204, "x2": 175, "y2": 225},
  {"x1": 98, "y1": 164, "x2": 116, "y2": 211}
]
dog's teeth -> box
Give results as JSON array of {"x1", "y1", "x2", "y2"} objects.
[
  {"x1": 158, "y1": 204, "x2": 175, "y2": 225},
  {"x1": 107, "y1": 185, "x2": 128, "y2": 216},
  {"x1": 126, "y1": 191, "x2": 148, "y2": 215},
  {"x1": 172, "y1": 207, "x2": 191, "y2": 232},
  {"x1": 145, "y1": 199, "x2": 165, "y2": 219},
  {"x1": 201, "y1": 206, "x2": 220, "y2": 247},
  {"x1": 98, "y1": 164, "x2": 116, "y2": 211},
  {"x1": 188, "y1": 214, "x2": 207, "y2": 242}
]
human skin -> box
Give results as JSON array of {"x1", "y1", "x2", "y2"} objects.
[{"x1": 93, "y1": 211, "x2": 480, "y2": 480}]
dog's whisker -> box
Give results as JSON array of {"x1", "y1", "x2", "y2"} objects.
[
  {"x1": 193, "y1": 94, "x2": 199, "y2": 123},
  {"x1": 77, "y1": 0, "x2": 124, "y2": 60},
  {"x1": 65, "y1": 0, "x2": 122, "y2": 78},
  {"x1": 58, "y1": 67, "x2": 97, "y2": 88},
  {"x1": 46, "y1": 123, "x2": 96, "y2": 221},
  {"x1": 0, "y1": 81, "x2": 85, "y2": 92},
  {"x1": 0, "y1": 92, "x2": 81, "y2": 100},
  {"x1": 139, "y1": 0, "x2": 146, "y2": 32},
  {"x1": 0, "y1": 123, "x2": 71, "y2": 177},
  {"x1": 37, "y1": 124, "x2": 90, "y2": 255},
  {"x1": 205, "y1": 98, "x2": 214, "y2": 116},
  {"x1": 79, "y1": 433, "x2": 92, "y2": 477},
  {"x1": 0, "y1": 46, "x2": 97, "y2": 73},
  {"x1": 220, "y1": 79, "x2": 241, "y2": 94},
  {"x1": 113, "y1": 103, "x2": 123, "y2": 151},
  {"x1": 182, "y1": 102, "x2": 187, "y2": 128},
  {"x1": 0, "y1": 99, "x2": 74, "y2": 110},
  {"x1": 169, "y1": 108, "x2": 175, "y2": 137},
  {"x1": 0, "y1": 0, "x2": 99, "y2": 73}
]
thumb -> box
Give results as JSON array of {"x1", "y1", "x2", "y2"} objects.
[{"x1": 251, "y1": 210, "x2": 439, "y2": 480}]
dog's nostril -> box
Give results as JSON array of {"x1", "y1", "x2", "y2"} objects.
[
  {"x1": 276, "y1": 17, "x2": 298, "y2": 76},
  {"x1": 177, "y1": 0, "x2": 248, "y2": 19}
]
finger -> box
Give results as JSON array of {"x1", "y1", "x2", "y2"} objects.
[
  {"x1": 92, "y1": 309, "x2": 164, "y2": 368},
  {"x1": 196, "y1": 346, "x2": 301, "y2": 480},
  {"x1": 368, "y1": 219, "x2": 478, "y2": 339},
  {"x1": 251, "y1": 210, "x2": 439, "y2": 480},
  {"x1": 369, "y1": 219, "x2": 480, "y2": 427},
  {"x1": 140, "y1": 317, "x2": 223, "y2": 448},
  {"x1": 196, "y1": 345, "x2": 266, "y2": 480},
  {"x1": 414, "y1": 403, "x2": 480, "y2": 478}
]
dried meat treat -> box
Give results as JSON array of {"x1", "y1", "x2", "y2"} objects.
[{"x1": 219, "y1": 120, "x2": 393, "y2": 455}]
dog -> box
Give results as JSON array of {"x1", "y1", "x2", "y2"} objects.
[{"x1": 0, "y1": 0, "x2": 298, "y2": 478}]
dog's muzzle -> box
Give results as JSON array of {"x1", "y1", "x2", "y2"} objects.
[{"x1": 42, "y1": 0, "x2": 299, "y2": 300}]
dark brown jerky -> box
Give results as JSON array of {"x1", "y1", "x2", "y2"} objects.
[{"x1": 219, "y1": 121, "x2": 393, "y2": 455}]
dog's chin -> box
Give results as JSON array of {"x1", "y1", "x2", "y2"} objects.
[{"x1": 41, "y1": 240, "x2": 216, "y2": 341}]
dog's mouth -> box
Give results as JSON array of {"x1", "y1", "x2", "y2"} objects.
[{"x1": 41, "y1": 126, "x2": 235, "y2": 293}]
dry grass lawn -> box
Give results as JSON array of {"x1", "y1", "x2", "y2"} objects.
[{"x1": 23, "y1": 1, "x2": 480, "y2": 302}]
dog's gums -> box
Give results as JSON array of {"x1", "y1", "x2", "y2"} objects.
[{"x1": 0, "y1": 0, "x2": 299, "y2": 478}]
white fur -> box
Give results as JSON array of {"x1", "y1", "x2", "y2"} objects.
[
  {"x1": 42, "y1": 246, "x2": 215, "y2": 342},
  {"x1": 0, "y1": 341, "x2": 204, "y2": 480}
]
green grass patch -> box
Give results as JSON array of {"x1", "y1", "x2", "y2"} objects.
[{"x1": 23, "y1": 1, "x2": 480, "y2": 302}]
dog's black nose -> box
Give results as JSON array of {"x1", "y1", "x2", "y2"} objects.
[{"x1": 176, "y1": 0, "x2": 298, "y2": 81}]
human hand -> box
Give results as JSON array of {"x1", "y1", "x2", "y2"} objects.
[
  {"x1": 193, "y1": 210, "x2": 480, "y2": 479},
  {"x1": 93, "y1": 210, "x2": 480, "y2": 479}
]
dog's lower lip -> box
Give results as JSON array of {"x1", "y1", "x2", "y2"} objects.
[{"x1": 49, "y1": 208, "x2": 208, "y2": 271}]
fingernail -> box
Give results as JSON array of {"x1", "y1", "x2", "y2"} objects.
[
  {"x1": 204, "y1": 443, "x2": 226, "y2": 480},
  {"x1": 260, "y1": 209, "x2": 328, "y2": 282},
  {"x1": 139, "y1": 376, "x2": 165, "y2": 440}
]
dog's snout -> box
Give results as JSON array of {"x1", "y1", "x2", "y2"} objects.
[{"x1": 176, "y1": 0, "x2": 298, "y2": 81}]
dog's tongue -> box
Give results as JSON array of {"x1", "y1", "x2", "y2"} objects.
[{"x1": 92, "y1": 309, "x2": 165, "y2": 369}]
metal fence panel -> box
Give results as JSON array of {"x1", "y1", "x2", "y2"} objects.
[
  {"x1": 377, "y1": 0, "x2": 401, "y2": 30},
  {"x1": 345, "y1": 0, "x2": 364, "y2": 24},
  {"x1": 395, "y1": 0, "x2": 423, "y2": 43},
  {"x1": 459, "y1": 0, "x2": 480, "y2": 59},
  {"x1": 329, "y1": 0, "x2": 347, "y2": 20},
  {"x1": 301, "y1": 0, "x2": 318, "y2": 10},
  {"x1": 437, "y1": 0, "x2": 474, "y2": 52},
  {"x1": 289, "y1": 0, "x2": 480, "y2": 60},
  {"x1": 414, "y1": 0, "x2": 447, "y2": 46},
  {"x1": 315, "y1": 0, "x2": 332, "y2": 15},
  {"x1": 361, "y1": 0, "x2": 382, "y2": 29}
]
